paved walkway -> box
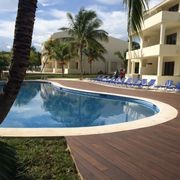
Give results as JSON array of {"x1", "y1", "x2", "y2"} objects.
[{"x1": 54, "y1": 80, "x2": 180, "y2": 180}]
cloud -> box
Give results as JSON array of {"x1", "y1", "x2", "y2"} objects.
[
  {"x1": 87, "y1": 5, "x2": 128, "y2": 40},
  {"x1": 0, "y1": 0, "x2": 18, "y2": 12},
  {"x1": 0, "y1": 20, "x2": 15, "y2": 38},
  {"x1": 38, "y1": 0, "x2": 63, "y2": 7},
  {"x1": 149, "y1": 0, "x2": 164, "y2": 8},
  {"x1": 32, "y1": 9, "x2": 70, "y2": 50},
  {"x1": 95, "y1": 0, "x2": 122, "y2": 5}
]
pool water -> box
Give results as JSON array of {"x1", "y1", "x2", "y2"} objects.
[{"x1": 0, "y1": 82, "x2": 159, "y2": 128}]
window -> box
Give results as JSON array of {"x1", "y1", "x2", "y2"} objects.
[
  {"x1": 164, "y1": 62, "x2": 174, "y2": 76},
  {"x1": 135, "y1": 63, "x2": 139, "y2": 74},
  {"x1": 169, "y1": 4, "x2": 179, "y2": 12},
  {"x1": 111, "y1": 62, "x2": 118, "y2": 72},
  {"x1": 166, "y1": 33, "x2": 177, "y2": 45}
]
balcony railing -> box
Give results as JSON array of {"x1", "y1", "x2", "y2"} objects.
[
  {"x1": 126, "y1": 44, "x2": 180, "y2": 59},
  {"x1": 143, "y1": 11, "x2": 180, "y2": 30}
]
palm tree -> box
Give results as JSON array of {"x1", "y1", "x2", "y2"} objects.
[
  {"x1": 53, "y1": 41, "x2": 72, "y2": 76},
  {"x1": 114, "y1": 51, "x2": 127, "y2": 71},
  {"x1": 41, "y1": 39, "x2": 56, "y2": 73},
  {"x1": 60, "y1": 8, "x2": 108, "y2": 78},
  {"x1": 0, "y1": 0, "x2": 37, "y2": 122},
  {"x1": 123, "y1": 0, "x2": 148, "y2": 49},
  {"x1": 83, "y1": 43, "x2": 107, "y2": 74}
]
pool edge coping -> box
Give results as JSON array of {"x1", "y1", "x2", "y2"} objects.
[{"x1": 0, "y1": 80, "x2": 178, "y2": 137}]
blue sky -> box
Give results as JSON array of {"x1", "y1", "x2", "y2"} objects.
[{"x1": 0, "y1": 0, "x2": 163, "y2": 51}]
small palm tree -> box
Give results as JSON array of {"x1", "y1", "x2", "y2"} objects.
[
  {"x1": 60, "y1": 8, "x2": 108, "y2": 78},
  {"x1": 53, "y1": 41, "x2": 72, "y2": 75},
  {"x1": 41, "y1": 39, "x2": 56, "y2": 73},
  {"x1": 84, "y1": 43, "x2": 107, "y2": 74},
  {"x1": 114, "y1": 51, "x2": 127, "y2": 71}
]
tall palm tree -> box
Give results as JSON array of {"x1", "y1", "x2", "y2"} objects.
[
  {"x1": 83, "y1": 43, "x2": 107, "y2": 74},
  {"x1": 0, "y1": 0, "x2": 37, "y2": 123},
  {"x1": 60, "y1": 8, "x2": 108, "y2": 78},
  {"x1": 123, "y1": 0, "x2": 148, "y2": 49},
  {"x1": 53, "y1": 41, "x2": 72, "y2": 75}
]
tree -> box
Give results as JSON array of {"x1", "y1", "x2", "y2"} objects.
[
  {"x1": 53, "y1": 41, "x2": 72, "y2": 76},
  {"x1": 123, "y1": 0, "x2": 148, "y2": 49},
  {"x1": 29, "y1": 46, "x2": 41, "y2": 71},
  {"x1": 60, "y1": 8, "x2": 108, "y2": 78},
  {"x1": 114, "y1": 50, "x2": 128, "y2": 72},
  {"x1": 41, "y1": 39, "x2": 56, "y2": 72},
  {"x1": 83, "y1": 43, "x2": 107, "y2": 74},
  {"x1": 0, "y1": 52, "x2": 11, "y2": 79},
  {"x1": 0, "y1": 0, "x2": 37, "y2": 123}
]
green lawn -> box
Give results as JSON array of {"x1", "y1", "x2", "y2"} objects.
[
  {"x1": 0, "y1": 137, "x2": 80, "y2": 180},
  {"x1": 0, "y1": 72, "x2": 98, "y2": 80}
]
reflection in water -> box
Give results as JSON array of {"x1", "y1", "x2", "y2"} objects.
[
  {"x1": 15, "y1": 82, "x2": 40, "y2": 106},
  {"x1": 0, "y1": 82, "x2": 158, "y2": 128}
]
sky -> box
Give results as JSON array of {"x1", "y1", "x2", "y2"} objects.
[{"x1": 0, "y1": 0, "x2": 163, "y2": 51}]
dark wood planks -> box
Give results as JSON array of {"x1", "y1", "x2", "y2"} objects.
[{"x1": 54, "y1": 80, "x2": 180, "y2": 180}]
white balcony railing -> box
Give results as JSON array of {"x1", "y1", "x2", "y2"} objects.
[
  {"x1": 143, "y1": 11, "x2": 180, "y2": 30},
  {"x1": 126, "y1": 44, "x2": 180, "y2": 59}
]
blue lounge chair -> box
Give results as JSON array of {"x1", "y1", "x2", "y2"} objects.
[
  {"x1": 175, "y1": 81, "x2": 180, "y2": 92},
  {"x1": 122, "y1": 78, "x2": 132, "y2": 86},
  {"x1": 116, "y1": 77, "x2": 126, "y2": 85},
  {"x1": 127, "y1": 78, "x2": 139, "y2": 87},
  {"x1": 155, "y1": 80, "x2": 174, "y2": 89},
  {"x1": 142, "y1": 79, "x2": 156, "y2": 88}
]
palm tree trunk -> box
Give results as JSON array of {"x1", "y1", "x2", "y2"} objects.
[
  {"x1": 62, "y1": 64, "x2": 64, "y2": 77},
  {"x1": 0, "y1": 69, "x2": 2, "y2": 80},
  {"x1": 90, "y1": 62, "x2": 92, "y2": 74},
  {"x1": 79, "y1": 46, "x2": 83, "y2": 79},
  {"x1": 0, "y1": 0, "x2": 37, "y2": 123}
]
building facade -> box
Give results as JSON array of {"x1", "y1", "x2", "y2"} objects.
[
  {"x1": 126, "y1": 0, "x2": 180, "y2": 85},
  {"x1": 41, "y1": 31, "x2": 128, "y2": 74}
]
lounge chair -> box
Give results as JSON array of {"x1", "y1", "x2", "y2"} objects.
[
  {"x1": 116, "y1": 77, "x2": 126, "y2": 85},
  {"x1": 142, "y1": 79, "x2": 156, "y2": 88},
  {"x1": 175, "y1": 81, "x2": 180, "y2": 92},
  {"x1": 127, "y1": 78, "x2": 139, "y2": 87},
  {"x1": 155, "y1": 80, "x2": 174, "y2": 89},
  {"x1": 122, "y1": 78, "x2": 132, "y2": 86}
]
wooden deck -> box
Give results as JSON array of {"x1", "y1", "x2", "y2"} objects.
[{"x1": 54, "y1": 80, "x2": 180, "y2": 180}]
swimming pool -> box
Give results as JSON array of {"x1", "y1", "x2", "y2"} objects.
[
  {"x1": 0, "y1": 81, "x2": 177, "y2": 136},
  {"x1": 0, "y1": 81, "x2": 159, "y2": 128}
]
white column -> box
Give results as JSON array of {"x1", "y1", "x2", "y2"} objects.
[
  {"x1": 140, "y1": 35, "x2": 143, "y2": 49},
  {"x1": 131, "y1": 61, "x2": 135, "y2": 74},
  {"x1": 179, "y1": 2, "x2": 180, "y2": 12},
  {"x1": 157, "y1": 56, "x2": 163, "y2": 76},
  {"x1": 54, "y1": 60, "x2": 58, "y2": 73},
  {"x1": 159, "y1": 24, "x2": 166, "y2": 45},
  {"x1": 127, "y1": 60, "x2": 131, "y2": 74},
  {"x1": 139, "y1": 60, "x2": 142, "y2": 75}
]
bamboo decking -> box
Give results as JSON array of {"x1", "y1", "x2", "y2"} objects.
[{"x1": 54, "y1": 80, "x2": 180, "y2": 180}]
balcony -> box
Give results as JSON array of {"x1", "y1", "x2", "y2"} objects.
[
  {"x1": 143, "y1": 11, "x2": 180, "y2": 30},
  {"x1": 126, "y1": 44, "x2": 180, "y2": 59}
]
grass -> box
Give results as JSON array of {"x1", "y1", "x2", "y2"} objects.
[
  {"x1": 0, "y1": 72, "x2": 97, "y2": 81},
  {"x1": 0, "y1": 137, "x2": 80, "y2": 180}
]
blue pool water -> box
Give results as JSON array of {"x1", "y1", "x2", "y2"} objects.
[{"x1": 0, "y1": 82, "x2": 159, "y2": 128}]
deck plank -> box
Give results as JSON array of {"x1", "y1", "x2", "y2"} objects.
[{"x1": 53, "y1": 80, "x2": 180, "y2": 179}]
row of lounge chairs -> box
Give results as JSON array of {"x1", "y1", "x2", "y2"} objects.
[{"x1": 92, "y1": 75, "x2": 180, "y2": 92}]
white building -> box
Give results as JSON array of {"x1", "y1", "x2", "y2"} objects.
[
  {"x1": 126, "y1": 0, "x2": 180, "y2": 85},
  {"x1": 41, "y1": 31, "x2": 128, "y2": 74}
]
